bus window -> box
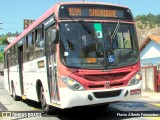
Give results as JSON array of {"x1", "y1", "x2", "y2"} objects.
[
  {"x1": 46, "y1": 26, "x2": 56, "y2": 65},
  {"x1": 4, "y1": 53, "x2": 7, "y2": 69},
  {"x1": 14, "y1": 44, "x2": 18, "y2": 65},
  {"x1": 117, "y1": 28, "x2": 132, "y2": 48},
  {"x1": 25, "y1": 34, "x2": 34, "y2": 61},
  {"x1": 35, "y1": 25, "x2": 45, "y2": 58},
  {"x1": 29, "y1": 33, "x2": 34, "y2": 61},
  {"x1": 13, "y1": 45, "x2": 16, "y2": 65},
  {"x1": 10, "y1": 47, "x2": 14, "y2": 66},
  {"x1": 25, "y1": 36, "x2": 29, "y2": 61}
]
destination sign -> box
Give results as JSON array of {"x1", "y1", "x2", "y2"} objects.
[
  {"x1": 59, "y1": 4, "x2": 133, "y2": 20},
  {"x1": 68, "y1": 8, "x2": 118, "y2": 18}
]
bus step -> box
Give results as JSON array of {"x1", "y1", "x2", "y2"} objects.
[{"x1": 22, "y1": 95, "x2": 26, "y2": 100}]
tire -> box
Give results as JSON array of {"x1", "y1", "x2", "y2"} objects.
[
  {"x1": 40, "y1": 86, "x2": 56, "y2": 115},
  {"x1": 12, "y1": 83, "x2": 20, "y2": 101}
]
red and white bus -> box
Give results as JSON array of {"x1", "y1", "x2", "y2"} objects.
[{"x1": 4, "y1": 2, "x2": 142, "y2": 114}]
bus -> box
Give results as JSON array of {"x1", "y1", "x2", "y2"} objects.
[{"x1": 4, "y1": 2, "x2": 142, "y2": 114}]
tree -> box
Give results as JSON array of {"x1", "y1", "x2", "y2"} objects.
[
  {"x1": 0, "y1": 36, "x2": 8, "y2": 44},
  {"x1": 0, "y1": 31, "x2": 20, "y2": 63},
  {"x1": 135, "y1": 13, "x2": 160, "y2": 30}
]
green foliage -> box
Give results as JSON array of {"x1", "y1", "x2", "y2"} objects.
[
  {"x1": 0, "y1": 36, "x2": 8, "y2": 44},
  {"x1": 138, "y1": 23, "x2": 143, "y2": 29},
  {"x1": 0, "y1": 31, "x2": 19, "y2": 45},
  {"x1": 135, "y1": 13, "x2": 160, "y2": 29},
  {"x1": 0, "y1": 36, "x2": 7, "y2": 63},
  {"x1": 0, "y1": 32, "x2": 19, "y2": 63}
]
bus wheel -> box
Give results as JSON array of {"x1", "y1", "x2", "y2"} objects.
[
  {"x1": 11, "y1": 83, "x2": 20, "y2": 101},
  {"x1": 40, "y1": 86, "x2": 55, "y2": 114}
]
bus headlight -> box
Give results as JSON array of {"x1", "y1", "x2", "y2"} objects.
[
  {"x1": 128, "y1": 72, "x2": 142, "y2": 86},
  {"x1": 61, "y1": 76, "x2": 86, "y2": 91}
]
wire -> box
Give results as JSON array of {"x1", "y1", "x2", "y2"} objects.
[{"x1": 2, "y1": 22, "x2": 22, "y2": 25}]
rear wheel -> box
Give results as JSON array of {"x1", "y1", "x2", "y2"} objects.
[{"x1": 40, "y1": 86, "x2": 56, "y2": 114}]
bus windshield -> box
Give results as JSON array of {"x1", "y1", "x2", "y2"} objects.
[{"x1": 60, "y1": 22, "x2": 139, "y2": 69}]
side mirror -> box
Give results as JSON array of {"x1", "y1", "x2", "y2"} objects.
[{"x1": 51, "y1": 29, "x2": 59, "y2": 44}]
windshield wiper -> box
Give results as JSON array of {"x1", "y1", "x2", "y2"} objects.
[
  {"x1": 79, "y1": 19, "x2": 97, "y2": 38},
  {"x1": 61, "y1": 8, "x2": 97, "y2": 39},
  {"x1": 109, "y1": 20, "x2": 121, "y2": 51}
]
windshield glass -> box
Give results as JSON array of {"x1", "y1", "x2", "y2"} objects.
[{"x1": 59, "y1": 22, "x2": 139, "y2": 69}]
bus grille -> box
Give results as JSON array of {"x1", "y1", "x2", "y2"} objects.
[
  {"x1": 88, "y1": 82, "x2": 124, "y2": 88},
  {"x1": 84, "y1": 72, "x2": 130, "y2": 81},
  {"x1": 93, "y1": 90, "x2": 121, "y2": 98}
]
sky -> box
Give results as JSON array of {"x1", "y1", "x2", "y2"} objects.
[{"x1": 0, "y1": 0, "x2": 160, "y2": 35}]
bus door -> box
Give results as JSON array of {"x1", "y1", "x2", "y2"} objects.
[
  {"x1": 18, "y1": 45, "x2": 24, "y2": 95},
  {"x1": 6, "y1": 52, "x2": 10, "y2": 92},
  {"x1": 45, "y1": 26, "x2": 59, "y2": 103}
]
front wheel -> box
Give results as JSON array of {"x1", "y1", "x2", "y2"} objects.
[{"x1": 40, "y1": 86, "x2": 56, "y2": 114}]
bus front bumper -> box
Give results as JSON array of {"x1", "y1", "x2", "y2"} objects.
[{"x1": 57, "y1": 81, "x2": 142, "y2": 109}]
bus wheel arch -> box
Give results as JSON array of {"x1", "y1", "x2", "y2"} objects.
[
  {"x1": 37, "y1": 81, "x2": 56, "y2": 114},
  {"x1": 36, "y1": 79, "x2": 42, "y2": 102}
]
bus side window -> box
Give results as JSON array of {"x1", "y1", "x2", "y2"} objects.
[
  {"x1": 46, "y1": 26, "x2": 56, "y2": 65},
  {"x1": 25, "y1": 33, "x2": 34, "y2": 61},
  {"x1": 10, "y1": 47, "x2": 14, "y2": 66},
  {"x1": 14, "y1": 44, "x2": 18, "y2": 65},
  {"x1": 10, "y1": 47, "x2": 12, "y2": 66},
  {"x1": 26, "y1": 36, "x2": 29, "y2": 61},
  {"x1": 13, "y1": 45, "x2": 16, "y2": 66},
  {"x1": 29, "y1": 33, "x2": 34, "y2": 61},
  {"x1": 35, "y1": 25, "x2": 45, "y2": 58},
  {"x1": 4, "y1": 53, "x2": 6, "y2": 69}
]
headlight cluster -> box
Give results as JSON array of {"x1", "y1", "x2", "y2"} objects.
[
  {"x1": 127, "y1": 72, "x2": 142, "y2": 86},
  {"x1": 61, "y1": 76, "x2": 86, "y2": 91}
]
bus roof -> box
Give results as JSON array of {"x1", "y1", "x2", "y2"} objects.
[{"x1": 4, "y1": 2, "x2": 128, "y2": 52}]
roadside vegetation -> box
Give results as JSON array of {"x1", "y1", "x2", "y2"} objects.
[
  {"x1": 135, "y1": 13, "x2": 160, "y2": 29},
  {"x1": 0, "y1": 32, "x2": 19, "y2": 63}
]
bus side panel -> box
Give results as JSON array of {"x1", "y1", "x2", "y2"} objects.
[
  {"x1": 23, "y1": 57, "x2": 49, "y2": 102},
  {"x1": 4, "y1": 68, "x2": 9, "y2": 92},
  {"x1": 9, "y1": 66, "x2": 21, "y2": 96}
]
